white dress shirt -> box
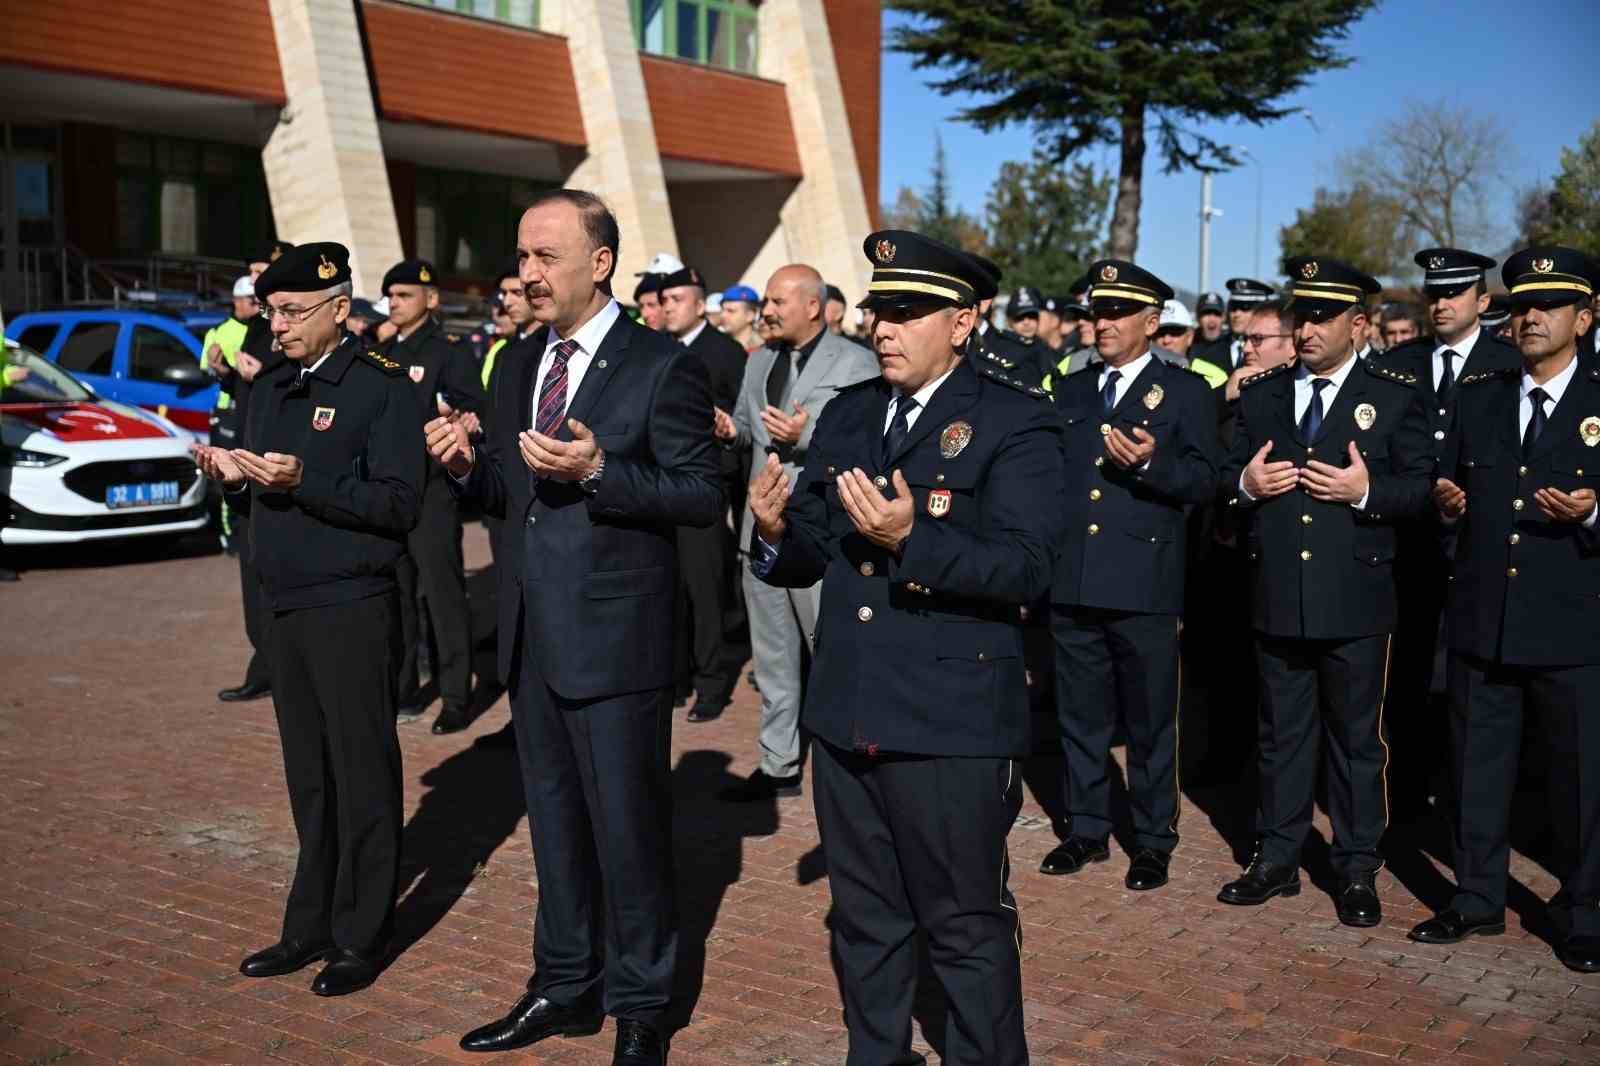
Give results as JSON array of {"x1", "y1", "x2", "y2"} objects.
[
  {"x1": 1096, "y1": 351, "x2": 1154, "y2": 408},
  {"x1": 1433, "y1": 326, "x2": 1480, "y2": 392},
  {"x1": 678, "y1": 319, "x2": 708, "y2": 348},
  {"x1": 882, "y1": 364, "x2": 957, "y2": 434},
  {"x1": 531, "y1": 298, "x2": 621, "y2": 427}
]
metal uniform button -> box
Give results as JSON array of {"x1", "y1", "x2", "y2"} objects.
[
  {"x1": 935, "y1": 473, "x2": 945, "y2": 483},
  {"x1": 1300, "y1": 549, "x2": 1312, "y2": 561},
  {"x1": 1438, "y1": 407, "x2": 1447, "y2": 418},
  {"x1": 1434, "y1": 430, "x2": 1445, "y2": 441},
  {"x1": 827, "y1": 466, "x2": 836, "y2": 476},
  {"x1": 1089, "y1": 489, "x2": 1102, "y2": 501},
  {"x1": 977, "y1": 652, "x2": 987, "y2": 663},
  {"x1": 1088, "y1": 523, "x2": 1100, "y2": 535},
  {"x1": 526, "y1": 515, "x2": 536, "y2": 526},
  {"x1": 1513, "y1": 498, "x2": 1524, "y2": 511},
  {"x1": 1094, "y1": 456, "x2": 1104, "y2": 467},
  {"x1": 1509, "y1": 533, "x2": 1520, "y2": 545},
  {"x1": 1518, "y1": 466, "x2": 1528, "y2": 477},
  {"x1": 873, "y1": 475, "x2": 888, "y2": 490},
  {"x1": 1506, "y1": 567, "x2": 1518, "y2": 579},
  {"x1": 859, "y1": 561, "x2": 875, "y2": 577},
  {"x1": 856, "y1": 606, "x2": 873, "y2": 622},
  {"x1": 1301, "y1": 514, "x2": 1313, "y2": 525}
]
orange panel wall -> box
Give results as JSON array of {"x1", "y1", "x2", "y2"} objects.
[
  {"x1": 822, "y1": 0, "x2": 881, "y2": 223},
  {"x1": 359, "y1": 0, "x2": 585, "y2": 147},
  {"x1": 640, "y1": 55, "x2": 802, "y2": 177},
  {"x1": 0, "y1": 0, "x2": 284, "y2": 104}
]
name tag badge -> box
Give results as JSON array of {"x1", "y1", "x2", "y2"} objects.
[
  {"x1": 927, "y1": 488, "x2": 951, "y2": 518},
  {"x1": 312, "y1": 406, "x2": 336, "y2": 431}
]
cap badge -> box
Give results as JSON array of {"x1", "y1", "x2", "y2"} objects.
[
  {"x1": 927, "y1": 488, "x2": 952, "y2": 518},
  {"x1": 408, "y1": 365, "x2": 425, "y2": 383},
  {"x1": 312, "y1": 406, "x2": 336, "y2": 431},
  {"x1": 1354, "y1": 402, "x2": 1377, "y2": 431},
  {"x1": 316, "y1": 255, "x2": 336, "y2": 280},
  {"x1": 1581, "y1": 415, "x2": 1600, "y2": 448},
  {"x1": 1532, "y1": 257, "x2": 1555, "y2": 274},
  {"x1": 1301, "y1": 261, "x2": 1319, "y2": 280},
  {"x1": 418, "y1": 265, "x2": 432, "y2": 283},
  {"x1": 875, "y1": 239, "x2": 896, "y2": 264},
  {"x1": 1100, "y1": 264, "x2": 1119, "y2": 282},
  {"x1": 1143, "y1": 384, "x2": 1165, "y2": 410},
  {"x1": 1428, "y1": 255, "x2": 1446, "y2": 270},
  {"x1": 939, "y1": 420, "x2": 973, "y2": 459}
]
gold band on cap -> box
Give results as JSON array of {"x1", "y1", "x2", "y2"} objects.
[
  {"x1": 867, "y1": 279, "x2": 967, "y2": 302},
  {"x1": 1290, "y1": 283, "x2": 1362, "y2": 303},
  {"x1": 1510, "y1": 278, "x2": 1594, "y2": 297},
  {"x1": 875, "y1": 267, "x2": 971, "y2": 287},
  {"x1": 1090, "y1": 286, "x2": 1160, "y2": 305}
]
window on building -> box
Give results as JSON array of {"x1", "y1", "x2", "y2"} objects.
[
  {"x1": 630, "y1": 0, "x2": 758, "y2": 73},
  {"x1": 55, "y1": 322, "x2": 119, "y2": 377},
  {"x1": 114, "y1": 133, "x2": 272, "y2": 260},
  {"x1": 412, "y1": 168, "x2": 550, "y2": 280},
  {"x1": 129, "y1": 325, "x2": 197, "y2": 383},
  {"x1": 397, "y1": 0, "x2": 539, "y2": 28}
]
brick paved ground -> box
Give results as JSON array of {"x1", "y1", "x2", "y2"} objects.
[{"x1": 1, "y1": 526, "x2": 1596, "y2": 1065}]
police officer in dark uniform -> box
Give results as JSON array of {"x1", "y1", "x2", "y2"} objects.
[
  {"x1": 1190, "y1": 290, "x2": 1229, "y2": 368},
  {"x1": 966, "y1": 259, "x2": 1041, "y2": 387},
  {"x1": 748, "y1": 230, "x2": 1063, "y2": 1066},
  {"x1": 1412, "y1": 247, "x2": 1600, "y2": 974},
  {"x1": 378, "y1": 259, "x2": 486, "y2": 734},
  {"x1": 1217, "y1": 256, "x2": 1434, "y2": 927},
  {"x1": 1377, "y1": 248, "x2": 1520, "y2": 815},
  {"x1": 1214, "y1": 278, "x2": 1278, "y2": 371},
  {"x1": 1040, "y1": 260, "x2": 1222, "y2": 891},
  {"x1": 192, "y1": 242, "x2": 423, "y2": 996}
]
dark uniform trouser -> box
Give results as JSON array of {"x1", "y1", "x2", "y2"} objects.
[
  {"x1": 675, "y1": 520, "x2": 737, "y2": 707},
  {"x1": 1255, "y1": 633, "x2": 1391, "y2": 877},
  {"x1": 234, "y1": 519, "x2": 273, "y2": 689},
  {"x1": 1052, "y1": 607, "x2": 1182, "y2": 852},
  {"x1": 1387, "y1": 529, "x2": 1450, "y2": 808},
  {"x1": 270, "y1": 592, "x2": 403, "y2": 957},
  {"x1": 510, "y1": 635, "x2": 676, "y2": 1025},
  {"x1": 812, "y1": 739, "x2": 1026, "y2": 1066},
  {"x1": 1447, "y1": 654, "x2": 1600, "y2": 936},
  {"x1": 397, "y1": 476, "x2": 472, "y2": 704}
]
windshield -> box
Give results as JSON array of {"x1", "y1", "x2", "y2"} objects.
[{"x1": 2, "y1": 341, "x2": 95, "y2": 403}]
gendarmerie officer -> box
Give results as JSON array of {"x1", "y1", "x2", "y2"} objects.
[
  {"x1": 1041, "y1": 260, "x2": 1222, "y2": 891},
  {"x1": 1217, "y1": 256, "x2": 1434, "y2": 927},
  {"x1": 1412, "y1": 246, "x2": 1600, "y2": 974},
  {"x1": 192, "y1": 242, "x2": 423, "y2": 996},
  {"x1": 378, "y1": 259, "x2": 485, "y2": 734},
  {"x1": 1378, "y1": 248, "x2": 1519, "y2": 815},
  {"x1": 748, "y1": 230, "x2": 1064, "y2": 1066}
]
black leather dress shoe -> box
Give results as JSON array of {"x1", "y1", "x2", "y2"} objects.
[
  {"x1": 719, "y1": 770, "x2": 801, "y2": 801},
  {"x1": 686, "y1": 699, "x2": 727, "y2": 723},
  {"x1": 432, "y1": 702, "x2": 471, "y2": 735},
  {"x1": 1557, "y1": 935, "x2": 1600, "y2": 974},
  {"x1": 613, "y1": 1018, "x2": 666, "y2": 1065},
  {"x1": 1125, "y1": 849, "x2": 1171, "y2": 891},
  {"x1": 1039, "y1": 836, "x2": 1110, "y2": 876},
  {"x1": 1334, "y1": 875, "x2": 1382, "y2": 928},
  {"x1": 218, "y1": 679, "x2": 271, "y2": 703},
  {"x1": 239, "y1": 938, "x2": 332, "y2": 978},
  {"x1": 310, "y1": 949, "x2": 381, "y2": 996},
  {"x1": 1217, "y1": 860, "x2": 1301, "y2": 905},
  {"x1": 1407, "y1": 909, "x2": 1506, "y2": 944},
  {"x1": 459, "y1": 991, "x2": 603, "y2": 1053}
]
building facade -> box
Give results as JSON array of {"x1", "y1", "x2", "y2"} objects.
[{"x1": 0, "y1": 0, "x2": 880, "y2": 305}]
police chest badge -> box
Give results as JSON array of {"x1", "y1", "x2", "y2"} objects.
[
  {"x1": 1354, "y1": 402, "x2": 1377, "y2": 431},
  {"x1": 939, "y1": 420, "x2": 973, "y2": 459},
  {"x1": 312, "y1": 406, "x2": 336, "y2": 431},
  {"x1": 1582, "y1": 415, "x2": 1600, "y2": 447},
  {"x1": 1143, "y1": 384, "x2": 1164, "y2": 410},
  {"x1": 408, "y1": 365, "x2": 425, "y2": 383},
  {"x1": 927, "y1": 488, "x2": 952, "y2": 518}
]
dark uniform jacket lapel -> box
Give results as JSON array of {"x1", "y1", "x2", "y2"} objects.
[{"x1": 884, "y1": 359, "x2": 980, "y2": 469}]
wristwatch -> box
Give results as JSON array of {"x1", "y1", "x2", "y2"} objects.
[{"x1": 579, "y1": 450, "x2": 605, "y2": 495}]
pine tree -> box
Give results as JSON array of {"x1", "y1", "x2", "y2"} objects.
[{"x1": 985, "y1": 151, "x2": 1110, "y2": 295}]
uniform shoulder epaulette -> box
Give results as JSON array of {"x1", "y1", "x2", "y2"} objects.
[
  {"x1": 360, "y1": 349, "x2": 407, "y2": 375},
  {"x1": 445, "y1": 333, "x2": 461, "y2": 344},
  {"x1": 1458, "y1": 365, "x2": 1519, "y2": 386},
  {"x1": 977, "y1": 362, "x2": 1047, "y2": 399},
  {"x1": 1364, "y1": 360, "x2": 1418, "y2": 387},
  {"x1": 835, "y1": 375, "x2": 881, "y2": 395},
  {"x1": 997, "y1": 327, "x2": 1036, "y2": 348},
  {"x1": 979, "y1": 347, "x2": 1017, "y2": 371},
  {"x1": 1239, "y1": 362, "x2": 1290, "y2": 390}
]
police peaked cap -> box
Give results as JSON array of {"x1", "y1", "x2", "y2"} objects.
[
  {"x1": 1501, "y1": 246, "x2": 1597, "y2": 309},
  {"x1": 1414, "y1": 247, "x2": 1495, "y2": 293},
  {"x1": 1282, "y1": 256, "x2": 1380, "y2": 317},
  {"x1": 1225, "y1": 277, "x2": 1276, "y2": 305},
  {"x1": 382, "y1": 259, "x2": 439, "y2": 294},
  {"x1": 1086, "y1": 259, "x2": 1175, "y2": 311},
  {"x1": 858, "y1": 230, "x2": 989, "y2": 310},
  {"x1": 1009, "y1": 287, "x2": 1043, "y2": 316},
  {"x1": 254, "y1": 242, "x2": 351, "y2": 300}
]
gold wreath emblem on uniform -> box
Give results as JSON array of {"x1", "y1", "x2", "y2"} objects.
[
  {"x1": 1143, "y1": 384, "x2": 1164, "y2": 410},
  {"x1": 875, "y1": 239, "x2": 896, "y2": 264},
  {"x1": 939, "y1": 420, "x2": 973, "y2": 459},
  {"x1": 1300, "y1": 261, "x2": 1319, "y2": 280},
  {"x1": 1428, "y1": 255, "x2": 1446, "y2": 270},
  {"x1": 316, "y1": 255, "x2": 336, "y2": 280},
  {"x1": 1354, "y1": 402, "x2": 1377, "y2": 431},
  {"x1": 1532, "y1": 257, "x2": 1555, "y2": 274},
  {"x1": 418, "y1": 265, "x2": 432, "y2": 283},
  {"x1": 1581, "y1": 415, "x2": 1600, "y2": 447},
  {"x1": 1100, "y1": 264, "x2": 1119, "y2": 282}
]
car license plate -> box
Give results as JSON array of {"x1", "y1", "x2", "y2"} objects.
[{"x1": 105, "y1": 481, "x2": 181, "y2": 509}]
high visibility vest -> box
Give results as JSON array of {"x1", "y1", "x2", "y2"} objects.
[
  {"x1": 201, "y1": 316, "x2": 251, "y2": 410},
  {"x1": 482, "y1": 337, "x2": 506, "y2": 391},
  {"x1": 1188, "y1": 356, "x2": 1229, "y2": 389}
]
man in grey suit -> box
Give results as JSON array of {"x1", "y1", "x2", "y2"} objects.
[{"x1": 713, "y1": 264, "x2": 879, "y2": 799}]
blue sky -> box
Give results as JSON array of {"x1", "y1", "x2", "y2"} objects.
[{"x1": 876, "y1": 0, "x2": 1598, "y2": 298}]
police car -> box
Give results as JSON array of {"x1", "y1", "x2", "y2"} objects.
[{"x1": 1, "y1": 339, "x2": 207, "y2": 544}]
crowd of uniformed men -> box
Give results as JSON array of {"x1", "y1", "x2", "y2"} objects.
[{"x1": 189, "y1": 189, "x2": 1599, "y2": 1065}]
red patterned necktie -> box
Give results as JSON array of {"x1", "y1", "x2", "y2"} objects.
[{"x1": 536, "y1": 338, "x2": 578, "y2": 437}]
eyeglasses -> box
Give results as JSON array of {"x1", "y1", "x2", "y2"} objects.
[
  {"x1": 261, "y1": 294, "x2": 340, "y2": 325},
  {"x1": 1241, "y1": 333, "x2": 1293, "y2": 348}
]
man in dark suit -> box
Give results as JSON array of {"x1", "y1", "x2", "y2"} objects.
[
  {"x1": 1412, "y1": 246, "x2": 1600, "y2": 974},
  {"x1": 378, "y1": 258, "x2": 486, "y2": 734},
  {"x1": 1217, "y1": 256, "x2": 1434, "y2": 928},
  {"x1": 425, "y1": 190, "x2": 721, "y2": 1065},
  {"x1": 660, "y1": 264, "x2": 748, "y2": 722},
  {"x1": 1376, "y1": 248, "x2": 1520, "y2": 814},
  {"x1": 1040, "y1": 260, "x2": 1222, "y2": 891},
  {"x1": 749, "y1": 230, "x2": 1064, "y2": 1066}
]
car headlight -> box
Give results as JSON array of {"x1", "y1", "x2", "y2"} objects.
[{"x1": 0, "y1": 445, "x2": 68, "y2": 467}]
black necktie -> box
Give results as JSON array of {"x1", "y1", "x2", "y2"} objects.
[
  {"x1": 883, "y1": 395, "x2": 918, "y2": 465},
  {"x1": 1437, "y1": 349, "x2": 1457, "y2": 403},
  {"x1": 1101, "y1": 369, "x2": 1122, "y2": 413},
  {"x1": 1299, "y1": 378, "x2": 1331, "y2": 442},
  {"x1": 766, "y1": 346, "x2": 793, "y2": 407},
  {"x1": 1523, "y1": 387, "x2": 1549, "y2": 457}
]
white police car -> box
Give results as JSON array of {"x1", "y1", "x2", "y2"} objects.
[{"x1": 1, "y1": 339, "x2": 207, "y2": 544}]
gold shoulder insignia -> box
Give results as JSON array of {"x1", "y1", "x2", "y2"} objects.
[
  {"x1": 1365, "y1": 361, "x2": 1418, "y2": 386},
  {"x1": 983, "y1": 349, "x2": 1015, "y2": 369},
  {"x1": 360, "y1": 350, "x2": 406, "y2": 375},
  {"x1": 977, "y1": 363, "x2": 1046, "y2": 399},
  {"x1": 445, "y1": 333, "x2": 461, "y2": 344},
  {"x1": 1240, "y1": 362, "x2": 1289, "y2": 390},
  {"x1": 1459, "y1": 366, "x2": 1518, "y2": 386}
]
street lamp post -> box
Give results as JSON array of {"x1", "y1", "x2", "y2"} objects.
[{"x1": 1198, "y1": 171, "x2": 1222, "y2": 296}]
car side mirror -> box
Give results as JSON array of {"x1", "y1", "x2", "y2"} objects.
[{"x1": 162, "y1": 362, "x2": 210, "y2": 388}]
